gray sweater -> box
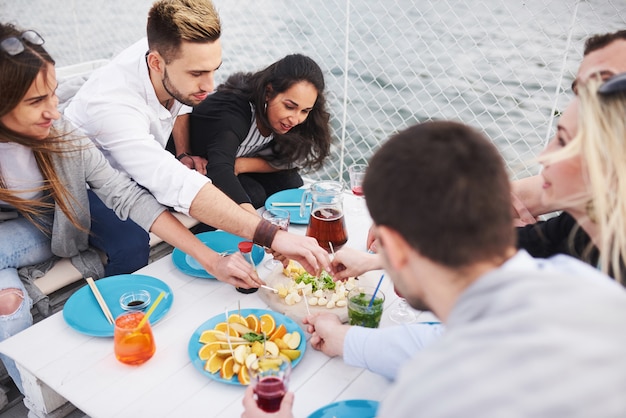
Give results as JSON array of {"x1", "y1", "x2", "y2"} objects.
[{"x1": 19, "y1": 120, "x2": 165, "y2": 313}]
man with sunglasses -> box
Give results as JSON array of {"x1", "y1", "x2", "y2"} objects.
[
  {"x1": 64, "y1": 0, "x2": 330, "y2": 283},
  {"x1": 512, "y1": 30, "x2": 626, "y2": 223}
]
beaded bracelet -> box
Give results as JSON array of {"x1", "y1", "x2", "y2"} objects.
[{"x1": 253, "y1": 219, "x2": 280, "y2": 248}]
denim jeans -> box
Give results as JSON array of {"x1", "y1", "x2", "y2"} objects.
[
  {"x1": 87, "y1": 190, "x2": 150, "y2": 276},
  {"x1": 0, "y1": 215, "x2": 54, "y2": 394}
]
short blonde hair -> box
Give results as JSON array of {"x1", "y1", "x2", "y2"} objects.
[{"x1": 147, "y1": 0, "x2": 221, "y2": 62}]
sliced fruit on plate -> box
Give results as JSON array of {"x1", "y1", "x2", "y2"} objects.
[
  {"x1": 269, "y1": 324, "x2": 288, "y2": 341},
  {"x1": 228, "y1": 314, "x2": 249, "y2": 327},
  {"x1": 237, "y1": 363, "x2": 251, "y2": 385},
  {"x1": 220, "y1": 356, "x2": 236, "y2": 380},
  {"x1": 246, "y1": 314, "x2": 261, "y2": 333},
  {"x1": 198, "y1": 341, "x2": 222, "y2": 360},
  {"x1": 260, "y1": 313, "x2": 276, "y2": 336},
  {"x1": 199, "y1": 329, "x2": 225, "y2": 344},
  {"x1": 264, "y1": 340, "x2": 279, "y2": 357},
  {"x1": 205, "y1": 352, "x2": 225, "y2": 373},
  {"x1": 283, "y1": 331, "x2": 302, "y2": 349},
  {"x1": 214, "y1": 322, "x2": 240, "y2": 337},
  {"x1": 280, "y1": 349, "x2": 301, "y2": 361}
]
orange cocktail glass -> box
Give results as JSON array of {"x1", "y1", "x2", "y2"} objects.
[{"x1": 114, "y1": 311, "x2": 156, "y2": 365}]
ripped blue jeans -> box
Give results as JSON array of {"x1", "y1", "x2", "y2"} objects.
[{"x1": 0, "y1": 215, "x2": 53, "y2": 394}]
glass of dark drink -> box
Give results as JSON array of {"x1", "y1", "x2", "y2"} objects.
[
  {"x1": 301, "y1": 180, "x2": 348, "y2": 252},
  {"x1": 348, "y1": 163, "x2": 367, "y2": 214},
  {"x1": 248, "y1": 356, "x2": 292, "y2": 413}
]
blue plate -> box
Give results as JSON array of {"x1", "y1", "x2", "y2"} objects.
[
  {"x1": 188, "y1": 308, "x2": 306, "y2": 385},
  {"x1": 172, "y1": 231, "x2": 265, "y2": 279},
  {"x1": 265, "y1": 188, "x2": 310, "y2": 225},
  {"x1": 63, "y1": 274, "x2": 173, "y2": 337},
  {"x1": 308, "y1": 399, "x2": 379, "y2": 418}
]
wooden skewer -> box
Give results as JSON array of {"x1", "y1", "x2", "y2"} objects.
[
  {"x1": 260, "y1": 285, "x2": 279, "y2": 293},
  {"x1": 85, "y1": 277, "x2": 114, "y2": 325}
]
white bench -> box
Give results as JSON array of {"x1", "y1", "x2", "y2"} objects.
[{"x1": 33, "y1": 212, "x2": 199, "y2": 296}]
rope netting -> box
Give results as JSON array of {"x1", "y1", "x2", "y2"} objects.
[{"x1": 2, "y1": 0, "x2": 625, "y2": 183}]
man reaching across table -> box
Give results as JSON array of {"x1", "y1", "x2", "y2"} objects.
[{"x1": 65, "y1": 0, "x2": 329, "y2": 287}]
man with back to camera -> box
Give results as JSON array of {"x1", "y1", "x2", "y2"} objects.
[
  {"x1": 242, "y1": 121, "x2": 626, "y2": 417},
  {"x1": 65, "y1": 0, "x2": 330, "y2": 287}
]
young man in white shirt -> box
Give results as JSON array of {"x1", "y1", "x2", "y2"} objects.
[{"x1": 65, "y1": 0, "x2": 329, "y2": 286}]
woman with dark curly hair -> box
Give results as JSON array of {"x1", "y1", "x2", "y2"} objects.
[{"x1": 181, "y1": 54, "x2": 332, "y2": 210}]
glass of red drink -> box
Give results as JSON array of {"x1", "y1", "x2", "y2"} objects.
[
  {"x1": 114, "y1": 311, "x2": 156, "y2": 365},
  {"x1": 348, "y1": 163, "x2": 367, "y2": 214},
  {"x1": 248, "y1": 356, "x2": 292, "y2": 413}
]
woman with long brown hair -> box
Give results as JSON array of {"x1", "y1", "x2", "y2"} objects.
[{"x1": 0, "y1": 22, "x2": 260, "y2": 393}]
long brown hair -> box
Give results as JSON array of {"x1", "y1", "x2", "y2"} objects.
[
  {"x1": 0, "y1": 22, "x2": 83, "y2": 231},
  {"x1": 218, "y1": 54, "x2": 332, "y2": 171}
]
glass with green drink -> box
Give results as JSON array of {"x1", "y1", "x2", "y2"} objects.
[{"x1": 347, "y1": 286, "x2": 385, "y2": 328}]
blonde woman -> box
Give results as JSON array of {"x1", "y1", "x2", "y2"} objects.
[{"x1": 518, "y1": 72, "x2": 626, "y2": 283}]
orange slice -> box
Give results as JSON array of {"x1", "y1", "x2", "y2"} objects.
[
  {"x1": 205, "y1": 352, "x2": 225, "y2": 374},
  {"x1": 198, "y1": 341, "x2": 222, "y2": 361},
  {"x1": 237, "y1": 363, "x2": 251, "y2": 385},
  {"x1": 228, "y1": 314, "x2": 249, "y2": 327},
  {"x1": 260, "y1": 313, "x2": 276, "y2": 337},
  {"x1": 246, "y1": 314, "x2": 261, "y2": 333},
  {"x1": 214, "y1": 322, "x2": 239, "y2": 337},
  {"x1": 269, "y1": 324, "x2": 288, "y2": 341},
  {"x1": 199, "y1": 329, "x2": 225, "y2": 344},
  {"x1": 220, "y1": 356, "x2": 236, "y2": 380}
]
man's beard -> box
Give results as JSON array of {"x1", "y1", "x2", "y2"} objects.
[{"x1": 162, "y1": 68, "x2": 197, "y2": 107}]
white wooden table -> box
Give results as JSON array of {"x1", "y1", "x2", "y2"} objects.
[{"x1": 0, "y1": 194, "x2": 409, "y2": 418}]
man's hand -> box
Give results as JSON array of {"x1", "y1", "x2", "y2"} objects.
[
  {"x1": 331, "y1": 247, "x2": 382, "y2": 281},
  {"x1": 271, "y1": 231, "x2": 330, "y2": 275},
  {"x1": 178, "y1": 154, "x2": 208, "y2": 176},
  {"x1": 366, "y1": 225, "x2": 377, "y2": 253},
  {"x1": 303, "y1": 312, "x2": 350, "y2": 357},
  {"x1": 200, "y1": 252, "x2": 264, "y2": 289},
  {"x1": 241, "y1": 385, "x2": 294, "y2": 418}
]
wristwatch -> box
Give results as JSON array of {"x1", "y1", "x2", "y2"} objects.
[{"x1": 176, "y1": 152, "x2": 191, "y2": 161}]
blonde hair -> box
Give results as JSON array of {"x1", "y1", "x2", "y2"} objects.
[
  {"x1": 578, "y1": 77, "x2": 626, "y2": 283},
  {"x1": 147, "y1": 0, "x2": 221, "y2": 62}
]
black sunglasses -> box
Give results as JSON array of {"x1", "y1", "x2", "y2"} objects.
[
  {"x1": 598, "y1": 72, "x2": 626, "y2": 96},
  {"x1": 0, "y1": 30, "x2": 45, "y2": 56}
]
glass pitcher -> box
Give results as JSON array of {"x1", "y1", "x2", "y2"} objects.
[{"x1": 300, "y1": 180, "x2": 348, "y2": 251}]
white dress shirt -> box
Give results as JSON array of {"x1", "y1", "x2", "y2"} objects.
[{"x1": 64, "y1": 38, "x2": 209, "y2": 214}]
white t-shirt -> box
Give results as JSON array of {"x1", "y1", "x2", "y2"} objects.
[
  {"x1": 0, "y1": 142, "x2": 44, "y2": 207},
  {"x1": 64, "y1": 38, "x2": 209, "y2": 214}
]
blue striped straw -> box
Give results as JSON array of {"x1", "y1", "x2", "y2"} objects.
[{"x1": 368, "y1": 273, "x2": 385, "y2": 308}]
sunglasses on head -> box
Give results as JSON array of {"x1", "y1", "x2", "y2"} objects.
[
  {"x1": 598, "y1": 72, "x2": 626, "y2": 96},
  {"x1": 0, "y1": 30, "x2": 45, "y2": 56}
]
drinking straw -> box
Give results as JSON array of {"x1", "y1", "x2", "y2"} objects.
[
  {"x1": 368, "y1": 273, "x2": 385, "y2": 308},
  {"x1": 136, "y1": 291, "x2": 165, "y2": 329},
  {"x1": 329, "y1": 242, "x2": 335, "y2": 258}
]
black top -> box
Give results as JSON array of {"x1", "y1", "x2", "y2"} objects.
[
  {"x1": 189, "y1": 92, "x2": 259, "y2": 204},
  {"x1": 517, "y1": 211, "x2": 601, "y2": 271}
]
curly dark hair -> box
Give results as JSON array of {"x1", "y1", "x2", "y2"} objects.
[{"x1": 217, "y1": 54, "x2": 332, "y2": 171}]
